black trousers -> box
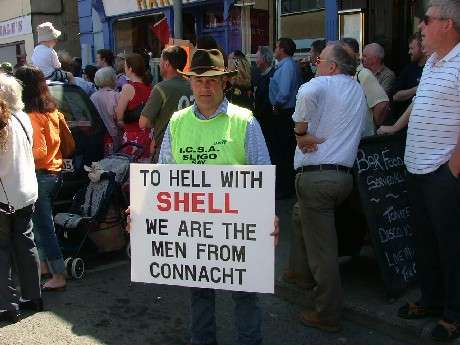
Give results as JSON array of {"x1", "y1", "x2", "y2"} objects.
[
  {"x1": 272, "y1": 108, "x2": 296, "y2": 198},
  {"x1": 0, "y1": 204, "x2": 41, "y2": 312},
  {"x1": 407, "y1": 163, "x2": 460, "y2": 322}
]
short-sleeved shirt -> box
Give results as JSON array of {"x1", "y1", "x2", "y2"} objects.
[
  {"x1": 31, "y1": 44, "x2": 61, "y2": 78},
  {"x1": 405, "y1": 43, "x2": 460, "y2": 174},
  {"x1": 355, "y1": 65, "x2": 389, "y2": 137},
  {"x1": 292, "y1": 75, "x2": 367, "y2": 169},
  {"x1": 141, "y1": 76, "x2": 193, "y2": 156},
  {"x1": 374, "y1": 65, "x2": 396, "y2": 96}
]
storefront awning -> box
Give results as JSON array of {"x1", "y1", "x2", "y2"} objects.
[{"x1": 102, "y1": 0, "x2": 208, "y2": 17}]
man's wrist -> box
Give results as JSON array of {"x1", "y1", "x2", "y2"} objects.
[
  {"x1": 448, "y1": 159, "x2": 460, "y2": 177},
  {"x1": 294, "y1": 129, "x2": 307, "y2": 137}
]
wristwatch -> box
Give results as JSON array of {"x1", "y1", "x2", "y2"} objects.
[{"x1": 294, "y1": 129, "x2": 307, "y2": 137}]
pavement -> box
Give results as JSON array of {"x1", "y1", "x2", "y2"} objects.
[
  {"x1": 1, "y1": 248, "x2": 410, "y2": 345},
  {"x1": 0, "y1": 197, "x2": 458, "y2": 345},
  {"x1": 274, "y1": 198, "x2": 460, "y2": 345}
]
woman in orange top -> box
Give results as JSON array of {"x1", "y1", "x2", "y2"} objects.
[{"x1": 15, "y1": 65, "x2": 67, "y2": 291}]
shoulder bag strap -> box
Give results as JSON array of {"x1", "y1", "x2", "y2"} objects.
[
  {"x1": 0, "y1": 177, "x2": 11, "y2": 207},
  {"x1": 11, "y1": 113, "x2": 31, "y2": 144}
]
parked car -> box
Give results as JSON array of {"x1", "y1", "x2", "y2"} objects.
[{"x1": 48, "y1": 83, "x2": 105, "y2": 212}]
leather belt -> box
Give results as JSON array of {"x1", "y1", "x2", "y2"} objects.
[
  {"x1": 35, "y1": 169, "x2": 61, "y2": 175},
  {"x1": 296, "y1": 164, "x2": 351, "y2": 174}
]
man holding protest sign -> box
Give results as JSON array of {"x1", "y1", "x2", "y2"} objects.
[{"x1": 130, "y1": 49, "x2": 276, "y2": 345}]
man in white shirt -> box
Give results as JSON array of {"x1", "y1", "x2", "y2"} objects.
[
  {"x1": 398, "y1": 1, "x2": 460, "y2": 341},
  {"x1": 292, "y1": 41, "x2": 366, "y2": 332}
]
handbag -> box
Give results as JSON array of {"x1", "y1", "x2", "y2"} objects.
[
  {"x1": 59, "y1": 113, "x2": 76, "y2": 158},
  {"x1": 123, "y1": 103, "x2": 144, "y2": 124},
  {"x1": 0, "y1": 178, "x2": 15, "y2": 215}
]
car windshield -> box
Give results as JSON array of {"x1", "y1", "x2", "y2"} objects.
[{"x1": 49, "y1": 85, "x2": 102, "y2": 130}]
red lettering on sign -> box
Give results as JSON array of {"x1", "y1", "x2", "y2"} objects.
[
  {"x1": 157, "y1": 192, "x2": 171, "y2": 211},
  {"x1": 191, "y1": 192, "x2": 206, "y2": 213},
  {"x1": 155, "y1": 191, "x2": 239, "y2": 214},
  {"x1": 224, "y1": 193, "x2": 238, "y2": 214}
]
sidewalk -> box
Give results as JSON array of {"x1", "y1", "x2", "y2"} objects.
[{"x1": 274, "y1": 198, "x2": 460, "y2": 345}]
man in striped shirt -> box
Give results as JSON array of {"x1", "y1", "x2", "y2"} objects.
[{"x1": 399, "y1": 0, "x2": 460, "y2": 341}]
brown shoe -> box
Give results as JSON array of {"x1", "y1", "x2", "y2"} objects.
[
  {"x1": 282, "y1": 271, "x2": 314, "y2": 290},
  {"x1": 300, "y1": 310, "x2": 342, "y2": 333}
]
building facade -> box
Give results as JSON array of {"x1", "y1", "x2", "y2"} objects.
[
  {"x1": 78, "y1": 0, "x2": 275, "y2": 65},
  {"x1": 0, "y1": 0, "x2": 80, "y2": 66}
]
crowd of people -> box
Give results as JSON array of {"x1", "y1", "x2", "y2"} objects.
[{"x1": 1, "y1": 0, "x2": 460, "y2": 343}]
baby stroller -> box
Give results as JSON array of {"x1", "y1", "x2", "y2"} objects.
[{"x1": 54, "y1": 144, "x2": 142, "y2": 279}]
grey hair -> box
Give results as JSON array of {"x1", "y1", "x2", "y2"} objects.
[
  {"x1": 94, "y1": 67, "x2": 116, "y2": 88},
  {"x1": 0, "y1": 73, "x2": 24, "y2": 113},
  {"x1": 257, "y1": 46, "x2": 273, "y2": 66},
  {"x1": 365, "y1": 43, "x2": 385, "y2": 61},
  {"x1": 429, "y1": 0, "x2": 460, "y2": 32},
  {"x1": 327, "y1": 41, "x2": 358, "y2": 76}
]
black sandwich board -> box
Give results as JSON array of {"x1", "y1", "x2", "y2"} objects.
[{"x1": 353, "y1": 134, "x2": 416, "y2": 297}]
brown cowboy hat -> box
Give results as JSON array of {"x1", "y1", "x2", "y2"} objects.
[{"x1": 179, "y1": 49, "x2": 237, "y2": 77}]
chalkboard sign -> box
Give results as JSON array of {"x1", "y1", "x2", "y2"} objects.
[{"x1": 354, "y1": 134, "x2": 416, "y2": 296}]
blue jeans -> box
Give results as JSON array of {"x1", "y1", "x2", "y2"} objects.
[
  {"x1": 190, "y1": 288, "x2": 263, "y2": 345},
  {"x1": 32, "y1": 172, "x2": 65, "y2": 274},
  {"x1": 0, "y1": 204, "x2": 41, "y2": 311}
]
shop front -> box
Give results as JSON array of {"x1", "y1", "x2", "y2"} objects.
[
  {"x1": 0, "y1": 15, "x2": 32, "y2": 67},
  {"x1": 80, "y1": 0, "x2": 271, "y2": 65}
]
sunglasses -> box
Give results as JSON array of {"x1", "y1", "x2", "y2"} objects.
[
  {"x1": 422, "y1": 14, "x2": 446, "y2": 25},
  {"x1": 315, "y1": 56, "x2": 332, "y2": 66}
]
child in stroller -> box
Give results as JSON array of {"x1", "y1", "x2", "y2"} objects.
[{"x1": 53, "y1": 146, "x2": 140, "y2": 279}]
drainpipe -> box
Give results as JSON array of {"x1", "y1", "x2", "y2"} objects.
[
  {"x1": 276, "y1": 0, "x2": 281, "y2": 39},
  {"x1": 173, "y1": 0, "x2": 183, "y2": 39},
  {"x1": 325, "y1": 0, "x2": 338, "y2": 41}
]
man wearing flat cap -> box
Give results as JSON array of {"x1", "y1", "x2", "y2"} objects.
[{"x1": 158, "y1": 48, "x2": 278, "y2": 345}]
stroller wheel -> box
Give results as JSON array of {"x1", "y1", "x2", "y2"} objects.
[
  {"x1": 66, "y1": 258, "x2": 85, "y2": 279},
  {"x1": 64, "y1": 257, "x2": 72, "y2": 278},
  {"x1": 126, "y1": 241, "x2": 131, "y2": 259}
]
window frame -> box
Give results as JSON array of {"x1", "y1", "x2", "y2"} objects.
[{"x1": 280, "y1": 0, "x2": 325, "y2": 16}]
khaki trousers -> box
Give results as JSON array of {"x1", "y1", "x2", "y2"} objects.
[{"x1": 295, "y1": 170, "x2": 353, "y2": 323}]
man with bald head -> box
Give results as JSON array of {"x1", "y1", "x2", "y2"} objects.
[{"x1": 362, "y1": 43, "x2": 395, "y2": 95}]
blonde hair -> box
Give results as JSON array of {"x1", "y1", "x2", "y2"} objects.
[
  {"x1": 0, "y1": 74, "x2": 23, "y2": 152},
  {"x1": 0, "y1": 99, "x2": 11, "y2": 152},
  {"x1": 0, "y1": 73, "x2": 24, "y2": 113},
  {"x1": 228, "y1": 53, "x2": 251, "y2": 88}
]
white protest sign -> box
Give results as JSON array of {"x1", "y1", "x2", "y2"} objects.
[{"x1": 130, "y1": 164, "x2": 275, "y2": 293}]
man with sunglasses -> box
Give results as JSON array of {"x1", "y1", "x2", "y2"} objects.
[
  {"x1": 292, "y1": 42, "x2": 366, "y2": 332},
  {"x1": 398, "y1": 0, "x2": 460, "y2": 342}
]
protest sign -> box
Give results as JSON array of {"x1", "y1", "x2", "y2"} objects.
[{"x1": 130, "y1": 164, "x2": 276, "y2": 293}]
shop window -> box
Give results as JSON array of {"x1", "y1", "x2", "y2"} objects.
[
  {"x1": 281, "y1": 0, "x2": 325, "y2": 15},
  {"x1": 203, "y1": 8, "x2": 240, "y2": 29},
  {"x1": 113, "y1": 13, "x2": 165, "y2": 58},
  {"x1": 204, "y1": 10, "x2": 225, "y2": 29}
]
